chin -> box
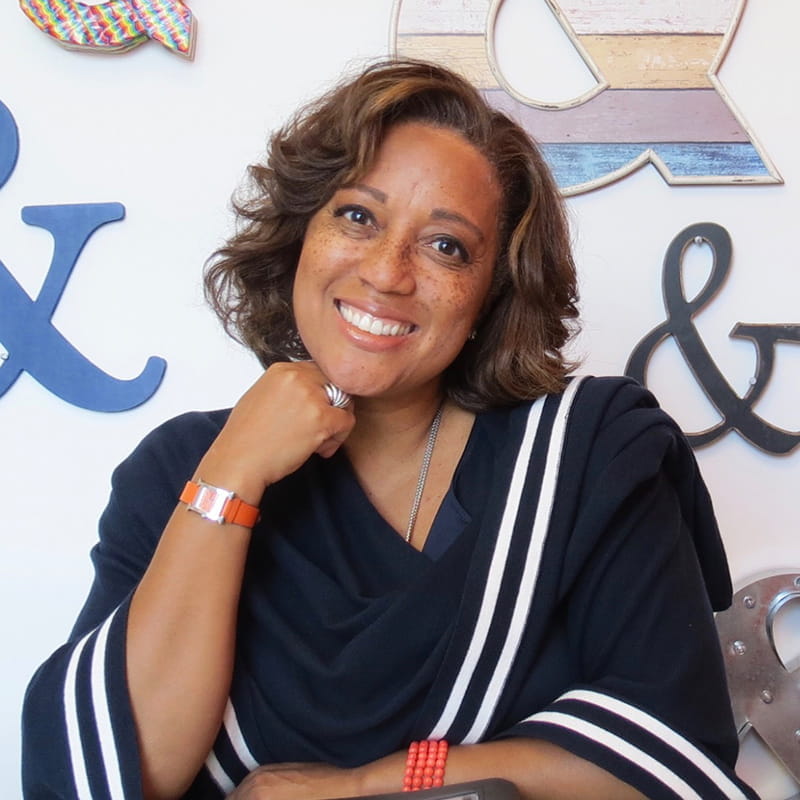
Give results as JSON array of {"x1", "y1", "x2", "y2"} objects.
[
  {"x1": 307, "y1": 350, "x2": 389, "y2": 396},
  {"x1": 330, "y1": 376, "x2": 391, "y2": 399},
  {"x1": 309, "y1": 347, "x2": 441, "y2": 402}
]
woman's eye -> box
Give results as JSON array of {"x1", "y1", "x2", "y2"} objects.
[
  {"x1": 334, "y1": 205, "x2": 373, "y2": 227},
  {"x1": 431, "y1": 236, "x2": 469, "y2": 263}
]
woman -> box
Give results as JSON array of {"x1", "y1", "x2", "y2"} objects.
[{"x1": 22, "y1": 60, "x2": 756, "y2": 800}]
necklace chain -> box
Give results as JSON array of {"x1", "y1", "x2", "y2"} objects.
[{"x1": 404, "y1": 403, "x2": 445, "y2": 543}]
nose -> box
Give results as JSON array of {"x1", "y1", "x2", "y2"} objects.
[{"x1": 357, "y1": 236, "x2": 416, "y2": 295}]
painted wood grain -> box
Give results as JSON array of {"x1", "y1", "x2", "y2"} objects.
[
  {"x1": 482, "y1": 88, "x2": 748, "y2": 142},
  {"x1": 392, "y1": 0, "x2": 490, "y2": 35},
  {"x1": 579, "y1": 34, "x2": 722, "y2": 89},
  {"x1": 395, "y1": 34, "x2": 496, "y2": 87},
  {"x1": 540, "y1": 141, "x2": 775, "y2": 194},
  {"x1": 643, "y1": 142, "x2": 774, "y2": 176},
  {"x1": 552, "y1": 0, "x2": 743, "y2": 35},
  {"x1": 394, "y1": 0, "x2": 745, "y2": 36}
]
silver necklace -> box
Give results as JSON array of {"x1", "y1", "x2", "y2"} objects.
[{"x1": 404, "y1": 403, "x2": 445, "y2": 543}]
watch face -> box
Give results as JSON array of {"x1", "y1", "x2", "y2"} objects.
[{"x1": 191, "y1": 483, "x2": 234, "y2": 523}]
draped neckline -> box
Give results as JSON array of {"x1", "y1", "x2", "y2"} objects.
[{"x1": 328, "y1": 414, "x2": 482, "y2": 559}]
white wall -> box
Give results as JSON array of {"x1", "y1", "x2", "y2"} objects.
[{"x1": 1, "y1": 2, "x2": 798, "y2": 798}]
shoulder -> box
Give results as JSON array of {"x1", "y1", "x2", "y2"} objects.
[
  {"x1": 569, "y1": 374, "x2": 665, "y2": 432},
  {"x1": 555, "y1": 377, "x2": 731, "y2": 610},
  {"x1": 479, "y1": 375, "x2": 671, "y2": 460},
  {"x1": 95, "y1": 409, "x2": 233, "y2": 572},
  {"x1": 105, "y1": 408, "x2": 232, "y2": 527},
  {"x1": 115, "y1": 408, "x2": 231, "y2": 482},
  {"x1": 471, "y1": 376, "x2": 677, "y2": 508},
  {"x1": 565, "y1": 375, "x2": 690, "y2": 478},
  {"x1": 545, "y1": 374, "x2": 700, "y2": 510},
  {"x1": 139, "y1": 407, "x2": 232, "y2": 450},
  {"x1": 488, "y1": 375, "x2": 716, "y2": 559}
]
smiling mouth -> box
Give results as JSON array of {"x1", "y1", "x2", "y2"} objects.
[{"x1": 336, "y1": 301, "x2": 415, "y2": 337}]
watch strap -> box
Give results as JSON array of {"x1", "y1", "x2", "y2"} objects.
[{"x1": 180, "y1": 480, "x2": 260, "y2": 528}]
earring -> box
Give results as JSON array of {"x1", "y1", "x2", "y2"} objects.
[{"x1": 468, "y1": 330, "x2": 477, "y2": 341}]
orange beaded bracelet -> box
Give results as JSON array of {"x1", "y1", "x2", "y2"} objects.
[{"x1": 403, "y1": 739, "x2": 448, "y2": 792}]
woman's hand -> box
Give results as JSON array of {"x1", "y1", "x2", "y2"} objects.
[
  {"x1": 197, "y1": 361, "x2": 356, "y2": 504},
  {"x1": 226, "y1": 762, "x2": 362, "y2": 800}
]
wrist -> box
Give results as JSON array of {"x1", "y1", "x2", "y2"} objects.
[
  {"x1": 180, "y1": 480, "x2": 260, "y2": 528},
  {"x1": 193, "y1": 450, "x2": 269, "y2": 508},
  {"x1": 356, "y1": 750, "x2": 406, "y2": 797},
  {"x1": 403, "y1": 740, "x2": 449, "y2": 792}
]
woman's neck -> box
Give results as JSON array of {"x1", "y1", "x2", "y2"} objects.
[
  {"x1": 341, "y1": 390, "x2": 477, "y2": 549},
  {"x1": 344, "y1": 389, "x2": 445, "y2": 463}
]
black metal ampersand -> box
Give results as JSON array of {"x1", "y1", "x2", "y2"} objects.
[{"x1": 625, "y1": 222, "x2": 800, "y2": 454}]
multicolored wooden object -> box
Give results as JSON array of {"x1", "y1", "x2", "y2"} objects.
[
  {"x1": 19, "y1": 0, "x2": 196, "y2": 58},
  {"x1": 391, "y1": 0, "x2": 781, "y2": 194}
]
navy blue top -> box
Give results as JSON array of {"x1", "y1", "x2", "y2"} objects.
[{"x1": 22, "y1": 377, "x2": 758, "y2": 800}]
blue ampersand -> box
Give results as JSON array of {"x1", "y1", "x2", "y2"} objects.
[
  {"x1": 0, "y1": 99, "x2": 166, "y2": 411},
  {"x1": 626, "y1": 222, "x2": 800, "y2": 454}
]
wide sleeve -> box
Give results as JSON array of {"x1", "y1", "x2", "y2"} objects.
[
  {"x1": 503, "y1": 379, "x2": 758, "y2": 800},
  {"x1": 21, "y1": 410, "x2": 227, "y2": 800}
]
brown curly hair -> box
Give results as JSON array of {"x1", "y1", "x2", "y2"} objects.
[{"x1": 204, "y1": 58, "x2": 579, "y2": 411}]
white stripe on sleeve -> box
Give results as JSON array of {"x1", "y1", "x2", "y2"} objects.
[
  {"x1": 204, "y1": 697, "x2": 260, "y2": 795},
  {"x1": 532, "y1": 710, "x2": 704, "y2": 800},
  {"x1": 223, "y1": 698, "x2": 260, "y2": 772},
  {"x1": 205, "y1": 749, "x2": 236, "y2": 796},
  {"x1": 90, "y1": 612, "x2": 125, "y2": 800},
  {"x1": 552, "y1": 689, "x2": 750, "y2": 800},
  {"x1": 64, "y1": 629, "x2": 95, "y2": 800}
]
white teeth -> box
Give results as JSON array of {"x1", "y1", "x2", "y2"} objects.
[{"x1": 338, "y1": 303, "x2": 412, "y2": 337}]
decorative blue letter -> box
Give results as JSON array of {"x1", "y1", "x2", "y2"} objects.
[{"x1": 0, "y1": 101, "x2": 166, "y2": 412}]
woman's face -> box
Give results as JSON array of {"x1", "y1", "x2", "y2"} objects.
[{"x1": 292, "y1": 121, "x2": 501, "y2": 402}]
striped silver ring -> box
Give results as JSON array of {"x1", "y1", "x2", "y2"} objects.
[{"x1": 324, "y1": 382, "x2": 351, "y2": 409}]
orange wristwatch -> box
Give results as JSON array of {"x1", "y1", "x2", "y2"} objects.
[{"x1": 180, "y1": 480, "x2": 260, "y2": 528}]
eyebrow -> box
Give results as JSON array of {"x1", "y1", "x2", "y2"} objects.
[
  {"x1": 348, "y1": 184, "x2": 486, "y2": 242},
  {"x1": 350, "y1": 183, "x2": 387, "y2": 203},
  {"x1": 431, "y1": 208, "x2": 485, "y2": 243}
]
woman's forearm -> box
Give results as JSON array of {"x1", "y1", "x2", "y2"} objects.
[
  {"x1": 126, "y1": 363, "x2": 356, "y2": 800},
  {"x1": 357, "y1": 738, "x2": 646, "y2": 800},
  {"x1": 126, "y1": 501, "x2": 253, "y2": 800}
]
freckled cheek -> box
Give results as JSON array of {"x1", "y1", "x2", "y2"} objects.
[
  {"x1": 300, "y1": 234, "x2": 358, "y2": 277},
  {"x1": 431, "y1": 280, "x2": 487, "y2": 331}
]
